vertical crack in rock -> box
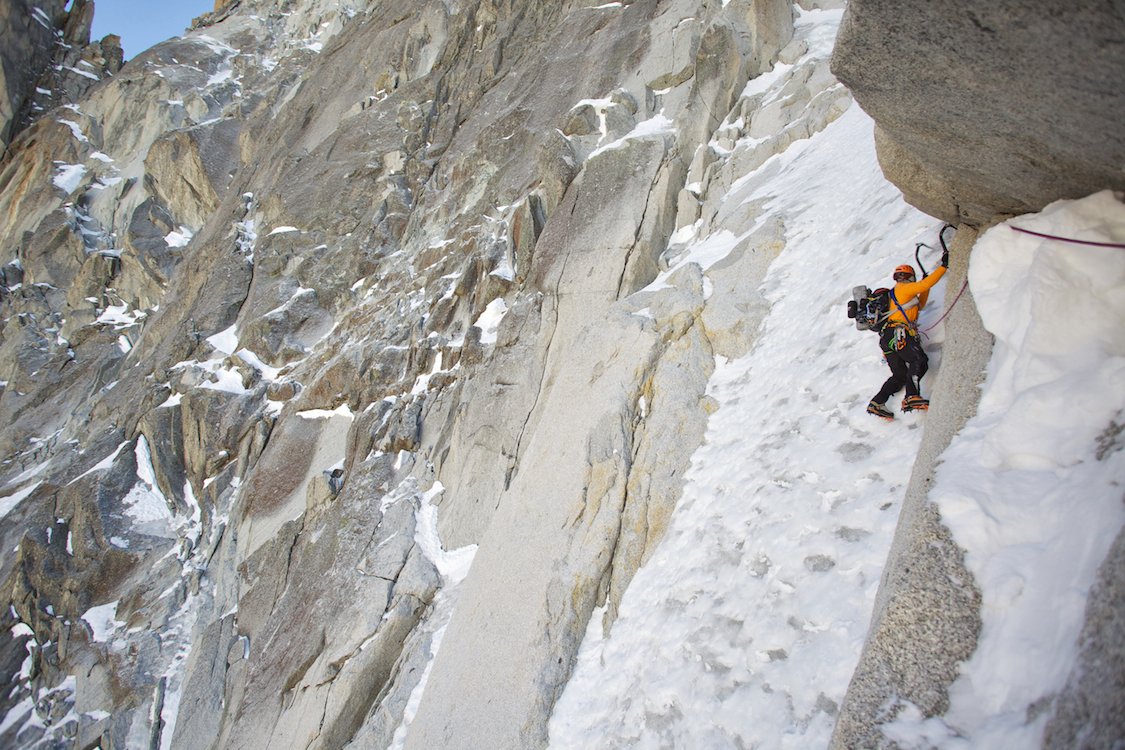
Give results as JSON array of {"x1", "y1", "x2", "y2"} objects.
[
  {"x1": 615, "y1": 155, "x2": 671, "y2": 301},
  {"x1": 506, "y1": 186, "x2": 580, "y2": 487},
  {"x1": 277, "y1": 520, "x2": 305, "y2": 600}
]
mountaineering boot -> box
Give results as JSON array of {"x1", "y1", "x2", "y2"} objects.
[
  {"x1": 867, "y1": 400, "x2": 894, "y2": 421},
  {"x1": 902, "y1": 395, "x2": 929, "y2": 412}
]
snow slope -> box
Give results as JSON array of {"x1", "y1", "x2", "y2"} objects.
[
  {"x1": 550, "y1": 84, "x2": 942, "y2": 750},
  {"x1": 550, "y1": 12, "x2": 1125, "y2": 749}
]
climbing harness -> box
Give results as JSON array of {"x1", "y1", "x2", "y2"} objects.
[{"x1": 885, "y1": 290, "x2": 918, "y2": 351}]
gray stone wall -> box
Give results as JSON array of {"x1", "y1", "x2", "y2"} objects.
[{"x1": 831, "y1": 0, "x2": 1125, "y2": 226}]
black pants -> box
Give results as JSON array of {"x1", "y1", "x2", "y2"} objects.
[{"x1": 872, "y1": 328, "x2": 928, "y2": 404}]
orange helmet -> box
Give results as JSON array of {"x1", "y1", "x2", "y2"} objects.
[{"x1": 893, "y1": 264, "x2": 916, "y2": 282}]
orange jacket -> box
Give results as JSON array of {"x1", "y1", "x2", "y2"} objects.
[{"x1": 886, "y1": 266, "x2": 946, "y2": 326}]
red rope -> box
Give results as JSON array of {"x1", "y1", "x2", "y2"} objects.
[
  {"x1": 916, "y1": 224, "x2": 1121, "y2": 337},
  {"x1": 1010, "y1": 225, "x2": 1125, "y2": 248},
  {"x1": 920, "y1": 278, "x2": 970, "y2": 335}
]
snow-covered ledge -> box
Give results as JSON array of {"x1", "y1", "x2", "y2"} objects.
[{"x1": 835, "y1": 191, "x2": 1125, "y2": 748}]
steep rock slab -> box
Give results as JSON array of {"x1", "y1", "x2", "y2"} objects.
[
  {"x1": 159, "y1": 0, "x2": 762, "y2": 745},
  {"x1": 405, "y1": 124, "x2": 678, "y2": 750},
  {"x1": 0, "y1": 4, "x2": 370, "y2": 744},
  {"x1": 211, "y1": 468, "x2": 440, "y2": 750},
  {"x1": 830, "y1": 0, "x2": 1125, "y2": 226},
  {"x1": 399, "y1": 6, "x2": 794, "y2": 745},
  {"x1": 144, "y1": 118, "x2": 241, "y2": 231}
]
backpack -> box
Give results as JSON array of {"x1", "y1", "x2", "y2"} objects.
[{"x1": 847, "y1": 286, "x2": 890, "y2": 332}]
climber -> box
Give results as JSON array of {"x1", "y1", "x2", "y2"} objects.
[{"x1": 866, "y1": 249, "x2": 948, "y2": 420}]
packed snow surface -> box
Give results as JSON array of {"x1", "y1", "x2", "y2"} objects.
[
  {"x1": 164, "y1": 227, "x2": 194, "y2": 247},
  {"x1": 415, "y1": 482, "x2": 477, "y2": 584},
  {"x1": 0, "y1": 482, "x2": 42, "y2": 520},
  {"x1": 52, "y1": 163, "x2": 86, "y2": 194},
  {"x1": 206, "y1": 324, "x2": 239, "y2": 355},
  {"x1": 472, "y1": 298, "x2": 509, "y2": 345},
  {"x1": 81, "y1": 601, "x2": 124, "y2": 642},
  {"x1": 122, "y1": 436, "x2": 174, "y2": 535}
]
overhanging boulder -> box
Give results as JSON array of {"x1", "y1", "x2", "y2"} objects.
[{"x1": 831, "y1": 0, "x2": 1125, "y2": 225}]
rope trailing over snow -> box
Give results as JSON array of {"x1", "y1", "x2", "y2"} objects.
[
  {"x1": 927, "y1": 218, "x2": 1125, "y2": 337},
  {"x1": 1010, "y1": 225, "x2": 1125, "y2": 248}
]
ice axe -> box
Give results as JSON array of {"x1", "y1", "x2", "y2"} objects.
[{"x1": 914, "y1": 224, "x2": 956, "y2": 278}]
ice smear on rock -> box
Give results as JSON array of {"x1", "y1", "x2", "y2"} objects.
[
  {"x1": 385, "y1": 483, "x2": 478, "y2": 747},
  {"x1": 52, "y1": 163, "x2": 87, "y2": 194},
  {"x1": 472, "y1": 299, "x2": 509, "y2": 345}
]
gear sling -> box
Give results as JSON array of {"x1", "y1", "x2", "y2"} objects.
[{"x1": 873, "y1": 290, "x2": 928, "y2": 404}]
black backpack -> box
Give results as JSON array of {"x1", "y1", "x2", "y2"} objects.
[{"x1": 847, "y1": 286, "x2": 891, "y2": 332}]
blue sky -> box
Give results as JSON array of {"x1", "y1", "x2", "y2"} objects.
[{"x1": 89, "y1": 0, "x2": 216, "y2": 60}]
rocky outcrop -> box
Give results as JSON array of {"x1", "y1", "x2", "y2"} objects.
[
  {"x1": 0, "y1": 0, "x2": 65, "y2": 147},
  {"x1": 0, "y1": 0, "x2": 122, "y2": 149},
  {"x1": 0, "y1": 0, "x2": 802, "y2": 746},
  {"x1": 831, "y1": 0, "x2": 1125, "y2": 226}
]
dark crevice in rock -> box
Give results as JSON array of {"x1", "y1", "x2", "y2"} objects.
[
  {"x1": 966, "y1": 11, "x2": 998, "y2": 35},
  {"x1": 506, "y1": 187, "x2": 579, "y2": 489}
]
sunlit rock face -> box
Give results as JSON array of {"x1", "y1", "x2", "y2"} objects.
[{"x1": 0, "y1": 0, "x2": 803, "y2": 746}]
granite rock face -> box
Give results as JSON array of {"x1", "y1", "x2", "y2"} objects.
[
  {"x1": 0, "y1": 0, "x2": 1119, "y2": 748},
  {"x1": 831, "y1": 0, "x2": 1125, "y2": 226},
  {"x1": 0, "y1": 0, "x2": 801, "y2": 746}
]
